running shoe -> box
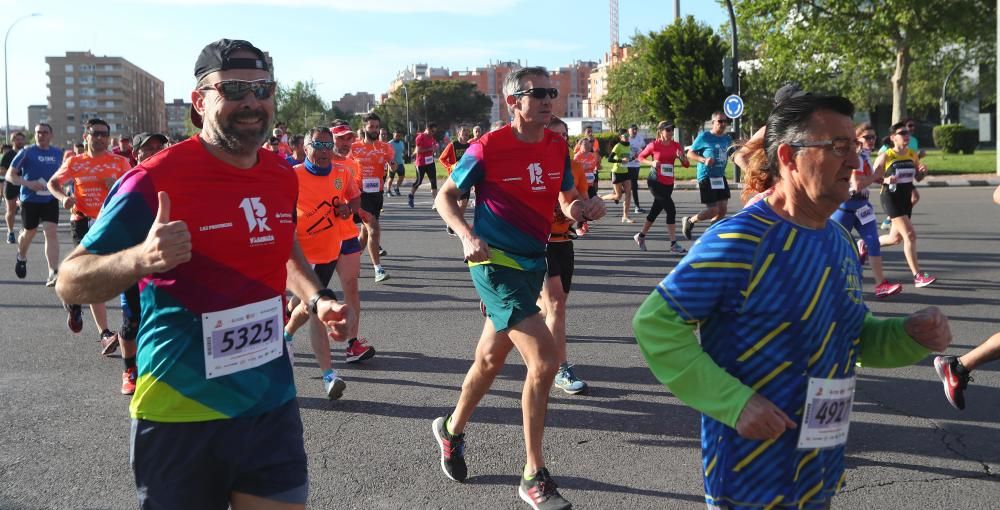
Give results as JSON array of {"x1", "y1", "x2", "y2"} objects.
[
  {"x1": 432, "y1": 415, "x2": 467, "y2": 482},
  {"x1": 669, "y1": 242, "x2": 687, "y2": 255},
  {"x1": 45, "y1": 271, "x2": 58, "y2": 287},
  {"x1": 408, "y1": 194, "x2": 414, "y2": 208},
  {"x1": 6, "y1": 231, "x2": 14, "y2": 244},
  {"x1": 378, "y1": 247, "x2": 388, "y2": 256},
  {"x1": 620, "y1": 217, "x2": 634, "y2": 224},
  {"x1": 934, "y1": 355, "x2": 971, "y2": 410},
  {"x1": 874, "y1": 280, "x2": 902, "y2": 299},
  {"x1": 856, "y1": 239, "x2": 868, "y2": 266},
  {"x1": 633, "y1": 233, "x2": 646, "y2": 251},
  {"x1": 394, "y1": 187, "x2": 401, "y2": 196},
  {"x1": 14, "y1": 257, "x2": 26, "y2": 279},
  {"x1": 345, "y1": 337, "x2": 375, "y2": 363},
  {"x1": 519, "y1": 468, "x2": 572, "y2": 510},
  {"x1": 121, "y1": 367, "x2": 137, "y2": 395},
  {"x1": 323, "y1": 370, "x2": 347, "y2": 400},
  {"x1": 66, "y1": 304, "x2": 83, "y2": 333},
  {"x1": 100, "y1": 329, "x2": 119, "y2": 356},
  {"x1": 374, "y1": 267, "x2": 390, "y2": 283},
  {"x1": 634, "y1": 206, "x2": 645, "y2": 214},
  {"x1": 879, "y1": 217, "x2": 891, "y2": 230},
  {"x1": 447, "y1": 226, "x2": 457, "y2": 237},
  {"x1": 681, "y1": 216, "x2": 694, "y2": 240},
  {"x1": 914, "y1": 272, "x2": 937, "y2": 288},
  {"x1": 554, "y1": 363, "x2": 587, "y2": 395}
]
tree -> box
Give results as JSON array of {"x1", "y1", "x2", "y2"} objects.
[
  {"x1": 604, "y1": 36, "x2": 654, "y2": 130},
  {"x1": 375, "y1": 80, "x2": 491, "y2": 136},
  {"x1": 731, "y1": 0, "x2": 996, "y2": 123},
  {"x1": 275, "y1": 80, "x2": 330, "y2": 135}
]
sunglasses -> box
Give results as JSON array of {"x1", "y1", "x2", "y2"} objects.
[
  {"x1": 714, "y1": 118, "x2": 730, "y2": 124},
  {"x1": 894, "y1": 130, "x2": 910, "y2": 137},
  {"x1": 308, "y1": 141, "x2": 334, "y2": 150},
  {"x1": 513, "y1": 87, "x2": 558, "y2": 99},
  {"x1": 88, "y1": 131, "x2": 110, "y2": 138},
  {"x1": 200, "y1": 79, "x2": 277, "y2": 101},
  {"x1": 789, "y1": 137, "x2": 860, "y2": 157},
  {"x1": 862, "y1": 135, "x2": 877, "y2": 141}
]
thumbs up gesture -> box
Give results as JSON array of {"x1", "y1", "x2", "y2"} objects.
[{"x1": 138, "y1": 191, "x2": 192, "y2": 274}]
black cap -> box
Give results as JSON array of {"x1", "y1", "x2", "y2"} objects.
[
  {"x1": 132, "y1": 132, "x2": 168, "y2": 152},
  {"x1": 774, "y1": 82, "x2": 809, "y2": 106},
  {"x1": 190, "y1": 39, "x2": 270, "y2": 128},
  {"x1": 657, "y1": 121, "x2": 675, "y2": 131}
]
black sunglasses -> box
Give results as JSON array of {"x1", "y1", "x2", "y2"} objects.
[
  {"x1": 862, "y1": 135, "x2": 877, "y2": 141},
  {"x1": 308, "y1": 141, "x2": 334, "y2": 150},
  {"x1": 200, "y1": 79, "x2": 277, "y2": 101},
  {"x1": 894, "y1": 130, "x2": 910, "y2": 137},
  {"x1": 513, "y1": 87, "x2": 558, "y2": 99}
]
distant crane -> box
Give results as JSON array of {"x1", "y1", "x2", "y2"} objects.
[{"x1": 610, "y1": 0, "x2": 619, "y2": 47}]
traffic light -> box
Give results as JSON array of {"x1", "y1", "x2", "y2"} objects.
[{"x1": 722, "y1": 57, "x2": 734, "y2": 91}]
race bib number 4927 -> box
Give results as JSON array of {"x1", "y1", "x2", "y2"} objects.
[{"x1": 796, "y1": 376, "x2": 855, "y2": 450}]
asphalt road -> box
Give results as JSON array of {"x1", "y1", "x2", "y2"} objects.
[{"x1": 1, "y1": 185, "x2": 998, "y2": 509}]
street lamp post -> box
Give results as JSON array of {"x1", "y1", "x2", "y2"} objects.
[
  {"x1": 400, "y1": 83, "x2": 410, "y2": 152},
  {"x1": 4, "y1": 13, "x2": 40, "y2": 139}
]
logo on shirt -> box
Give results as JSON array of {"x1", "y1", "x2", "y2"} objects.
[
  {"x1": 841, "y1": 256, "x2": 863, "y2": 305},
  {"x1": 239, "y1": 197, "x2": 275, "y2": 246},
  {"x1": 527, "y1": 162, "x2": 547, "y2": 188}
]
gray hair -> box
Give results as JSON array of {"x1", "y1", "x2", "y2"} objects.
[{"x1": 502, "y1": 66, "x2": 549, "y2": 112}]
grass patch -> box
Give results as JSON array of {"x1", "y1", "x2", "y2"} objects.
[{"x1": 921, "y1": 149, "x2": 996, "y2": 175}]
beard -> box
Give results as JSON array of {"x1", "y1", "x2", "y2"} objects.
[
  {"x1": 365, "y1": 130, "x2": 379, "y2": 141},
  {"x1": 206, "y1": 107, "x2": 272, "y2": 155}
]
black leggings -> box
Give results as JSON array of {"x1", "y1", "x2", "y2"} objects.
[
  {"x1": 646, "y1": 180, "x2": 676, "y2": 224},
  {"x1": 411, "y1": 164, "x2": 438, "y2": 192}
]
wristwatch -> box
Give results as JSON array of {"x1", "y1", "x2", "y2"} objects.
[{"x1": 308, "y1": 288, "x2": 338, "y2": 315}]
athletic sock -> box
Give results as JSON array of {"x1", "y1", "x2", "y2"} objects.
[
  {"x1": 123, "y1": 356, "x2": 136, "y2": 370},
  {"x1": 637, "y1": 233, "x2": 646, "y2": 238},
  {"x1": 323, "y1": 368, "x2": 334, "y2": 379},
  {"x1": 445, "y1": 416, "x2": 457, "y2": 436},
  {"x1": 523, "y1": 464, "x2": 536, "y2": 480},
  {"x1": 374, "y1": 264, "x2": 383, "y2": 272},
  {"x1": 16, "y1": 254, "x2": 25, "y2": 262}
]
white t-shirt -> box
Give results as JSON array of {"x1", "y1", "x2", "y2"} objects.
[{"x1": 628, "y1": 136, "x2": 645, "y2": 168}]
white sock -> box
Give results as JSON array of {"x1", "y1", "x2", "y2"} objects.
[{"x1": 374, "y1": 264, "x2": 383, "y2": 272}]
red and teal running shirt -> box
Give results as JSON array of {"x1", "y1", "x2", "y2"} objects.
[
  {"x1": 82, "y1": 135, "x2": 299, "y2": 423},
  {"x1": 450, "y1": 125, "x2": 573, "y2": 272}
]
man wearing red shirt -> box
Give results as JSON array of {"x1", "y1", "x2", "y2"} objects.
[{"x1": 408, "y1": 122, "x2": 439, "y2": 208}]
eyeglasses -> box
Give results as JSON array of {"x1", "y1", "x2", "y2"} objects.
[
  {"x1": 894, "y1": 130, "x2": 910, "y2": 137},
  {"x1": 199, "y1": 79, "x2": 277, "y2": 101},
  {"x1": 308, "y1": 141, "x2": 334, "y2": 150},
  {"x1": 862, "y1": 135, "x2": 877, "y2": 141},
  {"x1": 788, "y1": 137, "x2": 860, "y2": 157},
  {"x1": 88, "y1": 131, "x2": 110, "y2": 138},
  {"x1": 714, "y1": 118, "x2": 730, "y2": 124},
  {"x1": 512, "y1": 88, "x2": 558, "y2": 99}
]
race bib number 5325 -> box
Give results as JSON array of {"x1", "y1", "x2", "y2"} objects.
[{"x1": 202, "y1": 296, "x2": 284, "y2": 379}]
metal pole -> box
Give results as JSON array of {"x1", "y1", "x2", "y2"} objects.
[
  {"x1": 4, "y1": 14, "x2": 40, "y2": 139},
  {"x1": 725, "y1": 0, "x2": 740, "y2": 181},
  {"x1": 940, "y1": 62, "x2": 962, "y2": 125},
  {"x1": 401, "y1": 84, "x2": 410, "y2": 153},
  {"x1": 674, "y1": 0, "x2": 680, "y2": 22}
]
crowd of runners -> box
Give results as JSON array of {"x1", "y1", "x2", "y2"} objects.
[{"x1": 1, "y1": 38, "x2": 997, "y2": 510}]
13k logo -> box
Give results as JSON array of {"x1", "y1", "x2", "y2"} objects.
[
  {"x1": 527, "y1": 163, "x2": 543, "y2": 185},
  {"x1": 239, "y1": 197, "x2": 271, "y2": 233}
]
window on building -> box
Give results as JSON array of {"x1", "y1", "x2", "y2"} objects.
[
  {"x1": 67, "y1": 126, "x2": 76, "y2": 134},
  {"x1": 104, "y1": 64, "x2": 116, "y2": 71},
  {"x1": 80, "y1": 88, "x2": 96, "y2": 96},
  {"x1": 80, "y1": 64, "x2": 95, "y2": 72},
  {"x1": 64, "y1": 64, "x2": 73, "y2": 72},
  {"x1": 65, "y1": 76, "x2": 74, "y2": 85},
  {"x1": 66, "y1": 115, "x2": 75, "y2": 122},
  {"x1": 65, "y1": 101, "x2": 75, "y2": 109},
  {"x1": 66, "y1": 89, "x2": 74, "y2": 97},
  {"x1": 79, "y1": 75, "x2": 95, "y2": 85},
  {"x1": 80, "y1": 99, "x2": 97, "y2": 108},
  {"x1": 105, "y1": 101, "x2": 114, "y2": 108}
]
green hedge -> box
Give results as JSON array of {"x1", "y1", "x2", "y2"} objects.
[
  {"x1": 933, "y1": 124, "x2": 979, "y2": 154},
  {"x1": 568, "y1": 132, "x2": 625, "y2": 157}
]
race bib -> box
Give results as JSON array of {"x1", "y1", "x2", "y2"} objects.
[
  {"x1": 362, "y1": 177, "x2": 380, "y2": 193},
  {"x1": 658, "y1": 163, "x2": 674, "y2": 178},
  {"x1": 35, "y1": 178, "x2": 52, "y2": 196},
  {"x1": 797, "y1": 376, "x2": 855, "y2": 450},
  {"x1": 710, "y1": 177, "x2": 725, "y2": 190},
  {"x1": 585, "y1": 172, "x2": 596, "y2": 184},
  {"x1": 422, "y1": 156, "x2": 434, "y2": 166},
  {"x1": 856, "y1": 204, "x2": 875, "y2": 225},
  {"x1": 895, "y1": 168, "x2": 915, "y2": 184},
  {"x1": 201, "y1": 296, "x2": 284, "y2": 379}
]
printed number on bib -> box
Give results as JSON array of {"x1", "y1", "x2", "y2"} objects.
[
  {"x1": 895, "y1": 168, "x2": 915, "y2": 184},
  {"x1": 658, "y1": 163, "x2": 674, "y2": 178},
  {"x1": 202, "y1": 296, "x2": 284, "y2": 379},
  {"x1": 422, "y1": 156, "x2": 434, "y2": 166},
  {"x1": 586, "y1": 172, "x2": 596, "y2": 184},
  {"x1": 856, "y1": 204, "x2": 875, "y2": 225},
  {"x1": 797, "y1": 376, "x2": 855, "y2": 449},
  {"x1": 710, "y1": 177, "x2": 725, "y2": 190},
  {"x1": 362, "y1": 177, "x2": 380, "y2": 193}
]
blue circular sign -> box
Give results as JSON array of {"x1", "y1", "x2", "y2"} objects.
[{"x1": 723, "y1": 95, "x2": 744, "y2": 119}]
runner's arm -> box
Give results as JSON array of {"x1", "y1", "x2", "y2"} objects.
[
  {"x1": 285, "y1": 238, "x2": 353, "y2": 340},
  {"x1": 47, "y1": 164, "x2": 73, "y2": 205},
  {"x1": 855, "y1": 313, "x2": 931, "y2": 368},
  {"x1": 56, "y1": 244, "x2": 150, "y2": 303},
  {"x1": 733, "y1": 126, "x2": 765, "y2": 170},
  {"x1": 633, "y1": 293, "x2": 755, "y2": 428}
]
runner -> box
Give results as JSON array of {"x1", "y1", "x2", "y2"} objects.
[
  {"x1": 285, "y1": 134, "x2": 306, "y2": 166},
  {"x1": 431, "y1": 66, "x2": 605, "y2": 510},
  {"x1": 112, "y1": 135, "x2": 138, "y2": 167},
  {"x1": 540, "y1": 117, "x2": 599, "y2": 395},
  {"x1": 47, "y1": 118, "x2": 132, "y2": 342},
  {"x1": 601, "y1": 129, "x2": 634, "y2": 223},
  {"x1": 54, "y1": 38, "x2": 352, "y2": 509},
  {"x1": 387, "y1": 130, "x2": 406, "y2": 196},
  {"x1": 291, "y1": 126, "x2": 367, "y2": 399},
  {"x1": 633, "y1": 121, "x2": 689, "y2": 254},
  {"x1": 682, "y1": 111, "x2": 733, "y2": 240},
  {"x1": 876, "y1": 121, "x2": 936, "y2": 288},
  {"x1": 471, "y1": 125, "x2": 483, "y2": 140},
  {"x1": 572, "y1": 137, "x2": 601, "y2": 236},
  {"x1": 1, "y1": 131, "x2": 26, "y2": 244},
  {"x1": 879, "y1": 117, "x2": 926, "y2": 230},
  {"x1": 634, "y1": 94, "x2": 951, "y2": 510},
  {"x1": 627, "y1": 124, "x2": 645, "y2": 214},
  {"x1": 830, "y1": 123, "x2": 903, "y2": 299},
  {"x1": 331, "y1": 121, "x2": 377, "y2": 364},
  {"x1": 409, "y1": 122, "x2": 439, "y2": 208},
  {"x1": 438, "y1": 124, "x2": 473, "y2": 235},
  {"x1": 6, "y1": 123, "x2": 62, "y2": 285},
  {"x1": 350, "y1": 112, "x2": 394, "y2": 282},
  {"x1": 117, "y1": 131, "x2": 169, "y2": 395}
]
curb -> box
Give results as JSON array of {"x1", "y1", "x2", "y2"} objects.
[{"x1": 669, "y1": 178, "x2": 1000, "y2": 191}]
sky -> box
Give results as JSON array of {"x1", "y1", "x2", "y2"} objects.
[{"x1": 0, "y1": 0, "x2": 729, "y2": 129}]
